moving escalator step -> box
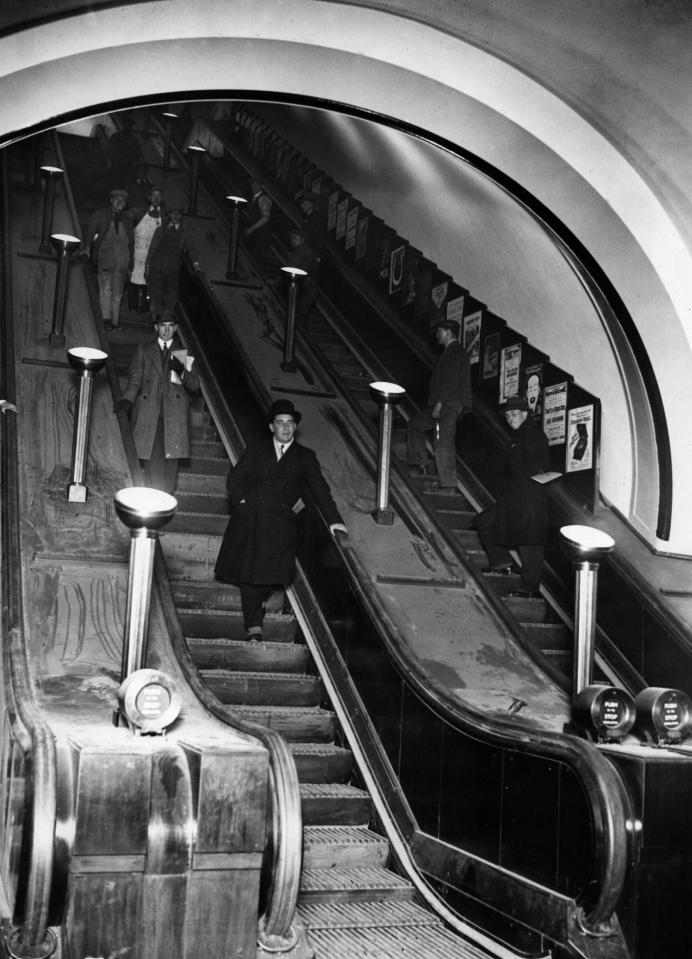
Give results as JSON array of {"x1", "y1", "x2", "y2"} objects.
[
  {"x1": 187, "y1": 636, "x2": 309, "y2": 672},
  {"x1": 299, "y1": 865, "x2": 413, "y2": 903},
  {"x1": 200, "y1": 668, "x2": 324, "y2": 707},
  {"x1": 300, "y1": 783, "x2": 372, "y2": 826},
  {"x1": 178, "y1": 608, "x2": 297, "y2": 642},
  {"x1": 303, "y1": 826, "x2": 389, "y2": 869},
  {"x1": 226, "y1": 703, "x2": 336, "y2": 741},
  {"x1": 289, "y1": 742, "x2": 354, "y2": 783}
]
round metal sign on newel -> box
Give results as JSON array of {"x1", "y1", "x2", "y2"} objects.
[{"x1": 118, "y1": 668, "x2": 182, "y2": 735}]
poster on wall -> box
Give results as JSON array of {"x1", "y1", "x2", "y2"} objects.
[
  {"x1": 463, "y1": 310, "x2": 482, "y2": 363},
  {"x1": 523, "y1": 363, "x2": 544, "y2": 417},
  {"x1": 327, "y1": 190, "x2": 340, "y2": 232},
  {"x1": 482, "y1": 332, "x2": 500, "y2": 380},
  {"x1": 345, "y1": 207, "x2": 359, "y2": 251},
  {"x1": 402, "y1": 250, "x2": 419, "y2": 307},
  {"x1": 430, "y1": 281, "x2": 448, "y2": 328},
  {"x1": 335, "y1": 198, "x2": 350, "y2": 241},
  {"x1": 447, "y1": 295, "x2": 465, "y2": 329},
  {"x1": 355, "y1": 215, "x2": 369, "y2": 260},
  {"x1": 566, "y1": 405, "x2": 594, "y2": 472},
  {"x1": 500, "y1": 343, "x2": 522, "y2": 401},
  {"x1": 543, "y1": 382, "x2": 568, "y2": 446},
  {"x1": 389, "y1": 245, "x2": 406, "y2": 294}
]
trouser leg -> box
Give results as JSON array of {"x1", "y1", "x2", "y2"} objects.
[
  {"x1": 476, "y1": 510, "x2": 514, "y2": 568},
  {"x1": 516, "y1": 544, "x2": 544, "y2": 591},
  {"x1": 434, "y1": 404, "x2": 462, "y2": 487},
  {"x1": 239, "y1": 584, "x2": 277, "y2": 633},
  {"x1": 163, "y1": 268, "x2": 181, "y2": 313},
  {"x1": 98, "y1": 270, "x2": 114, "y2": 320},
  {"x1": 148, "y1": 269, "x2": 163, "y2": 316},
  {"x1": 111, "y1": 269, "x2": 127, "y2": 325},
  {"x1": 407, "y1": 407, "x2": 435, "y2": 467}
]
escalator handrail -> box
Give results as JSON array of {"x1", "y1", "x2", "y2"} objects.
[{"x1": 1, "y1": 149, "x2": 57, "y2": 954}]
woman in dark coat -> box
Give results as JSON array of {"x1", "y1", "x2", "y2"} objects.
[
  {"x1": 215, "y1": 399, "x2": 346, "y2": 638},
  {"x1": 476, "y1": 395, "x2": 551, "y2": 597}
]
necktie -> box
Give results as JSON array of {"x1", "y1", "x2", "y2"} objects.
[
  {"x1": 112, "y1": 213, "x2": 120, "y2": 234},
  {"x1": 161, "y1": 344, "x2": 169, "y2": 368}
]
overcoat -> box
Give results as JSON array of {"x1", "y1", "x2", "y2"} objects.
[
  {"x1": 482, "y1": 418, "x2": 551, "y2": 546},
  {"x1": 84, "y1": 206, "x2": 134, "y2": 269},
  {"x1": 427, "y1": 339, "x2": 472, "y2": 410},
  {"x1": 122, "y1": 339, "x2": 200, "y2": 460},
  {"x1": 215, "y1": 438, "x2": 343, "y2": 586}
]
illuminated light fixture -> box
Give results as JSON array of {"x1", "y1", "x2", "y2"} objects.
[
  {"x1": 369, "y1": 382, "x2": 406, "y2": 525},
  {"x1": 280, "y1": 266, "x2": 307, "y2": 373},
  {"x1": 186, "y1": 141, "x2": 207, "y2": 215},
  {"x1": 49, "y1": 233, "x2": 81, "y2": 347},
  {"x1": 39, "y1": 165, "x2": 64, "y2": 254},
  {"x1": 66, "y1": 347, "x2": 108, "y2": 502},
  {"x1": 559, "y1": 524, "x2": 615, "y2": 701},
  {"x1": 114, "y1": 487, "x2": 177, "y2": 685},
  {"x1": 225, "y1": 195, "x2": 248, "y2": 278}
]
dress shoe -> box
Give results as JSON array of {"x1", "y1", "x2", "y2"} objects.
[
  {"x1": 481, "y1": 563, "x2": 520, "y2": 576},
  {"x1": 245, "y1": 631, "x2": 263, "y2": 642}
]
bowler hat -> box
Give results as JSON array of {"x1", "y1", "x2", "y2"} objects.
[
  {"x1": 435, "y1": 319, "x2": 460, "y2": 337},
  {"x1": 267, "y1": 399, "x2": 302, "y2": 424},
  {"x1": 503, "y1": 396, "x2": 529, "y2": 413}
]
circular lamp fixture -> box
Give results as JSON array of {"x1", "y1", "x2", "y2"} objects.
[
  {"x1": 634, "y1": 686, "x2": 692, "y2": 745},
  {"x1": 67, "y1": 346, "x2": 108, "y2": 374},
  {"x1": 280, "y1": 266, "x2": 308, "y2": 279},
  {"x1": 559, "y1": 525, "x2": 615, "y2": 564},
  {"x1": 571, "y1": 684, "x2": 636, "y2": 743},
  {"x1": 162, "y1": 109, "x2": 180, "y2": 119},
  {"x1": 369, "y1": 381, "x2": 406, "y2": 405},
  {"x1": 226, "y1": 194, "x2": 247, "y2": 205},
  {"x1": 40, "y1": 164, "x2": 64, "y2": 178},
  {"x1": 114, "y1": 487, "x2": 177, "y2": 531},
  {"x1": 187, "y1": 141, "x2": 206, "y2": 154},
  {"x1": 49, "y1": 233, "x2": 81, "y2": 255}
]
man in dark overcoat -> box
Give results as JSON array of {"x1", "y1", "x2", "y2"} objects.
[
  {"x1": 407, "y1": 318, "x2": 472, "y2": 493},
  {"x1": 476, "y1": 395, "x2": 551, "y2": 597},
  {"x1": 214, "y1": 399, "x2": 347, "y2": 639},
  {"x1": 115, "y1": 314, "x2": 200, "y2": 493},
  {"x1": 145, "y1": 206, "x2": 201, "y2": 316}
]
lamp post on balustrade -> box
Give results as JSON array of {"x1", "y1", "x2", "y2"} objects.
[
  {"x1": 114, "y1": 487, "x2": 177, "y2": 683},
  {"x1": 226, "y1": 194, "x2": 247, "y2": 278},
  {"x1": 186, "y1": 141, "x2": 206, "y2": 215},
  {"x1": 38, "y1": 165, "x2": 64, "y2": 254},
  {"x1": 49, "y1": 233, "x2": 81, "y2": 347},
  {"x1": 369, "y1": 381, "x2": 406, "y2": 525},
  {"x1": 559, "y1": 524, "x2": 615, "y2": 701},
  {"x1": 280, "y1": 266, "x2": 306, "y2": 372},
  {"x1": 66, "y1": 347, "x2": 108, "y2": 503}
]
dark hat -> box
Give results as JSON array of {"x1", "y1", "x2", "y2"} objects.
[
  {"x1": 503, "y1": 396, "x2": 529, "y2": 413},
  {"x1": 267, "y1": 399, "x2": 302, "y2": 424},
  {"x1": 154, "y1": 311, "x2": 177, "y2": 326},
  {"x1": 287, "y1": 227, "x2": 306, "y2": 240},
  {"x1": 434, "y1": 319, "x2": 460, "y2": 337},
  {"x1": 110, "y1": 188, "x2": 129, "y2": 200}
]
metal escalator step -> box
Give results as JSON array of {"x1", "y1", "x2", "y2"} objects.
[
  {"x1": 288, "y1": 742, "x2": 354, "y2": 782},
  {"x1": 167, "y1": 511, "x2": 229, "y2": 535},
  {"x1": 298, "y1": 899, "x2": 439, "y2": 930},
  {"x1": 180, "y1": 608, "x2": 297, "y2": 642},
  {"x1": 200, "y1": 668, "x2": 323, "y2": 707},
  {"x1": 174, "y1": 490, "x2": 231, "y2": 514},
  {"x1": 522, "y1": 622, "x2": 572, "y2": 651},
  {"x1": 305, "y1": 923, "x2": 491, "y2": 958},
  {"x1": 303, "y1": 826, "x2": 389, "y2": 869},
  {"x1": 180, "y1": 455, "x2": 228, "y2": 476},
  {"x1": 221, "y1": 704, "x2": 336, "y2": 742},
  {"x1": 175, "y1": 470, "x2": 227, "y2": 494},
  {"x1": 299, "y1": 866, "x2": 413, "y2": 902},
  {"x1": 503, "y1": 594, "x2": 552, "y2": 623},
  {"x1": 171, "y1": 579, "x2": 284, "y2": 612},
  {"x1": 300, "y1": 783, "x2": 371, "y2": 826},
  {"x1": 187, "y1": 637, "x2": 309, "y2": 673}
]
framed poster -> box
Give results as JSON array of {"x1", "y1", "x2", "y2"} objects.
[
  {"x1": 523, "y1": 363, "x2": 544, "y2": 417},
  {"x1": 482, "y1": 331, "x2": 500, "y2": 380},
  {"x1": 447, "y1": 295, "x2": 465, "y2": 326},
  {"x1": 335, "y1": 197, "x2": 349, "y2": 241},
  {"x1": 566, "y1": 404, "x2": 594, "y2": 472},
  {"x1": 500, "y1": 343, "x2": 522, "y2": 401},
  {"x1": 463, "y1": 310, "x2": 482, "y2": 364},
  {"x1": 430, "y1": 280, "x2": 448, "y2": 327},
  {"x1": 389, "y1": 245, "x2": 406, "y2": 294},
  {"x1": 355, "y1": 215, "x2": 369, "y2": 260},
  {"x1": 327, "y1": 189, "x2": 340, "y2": 232},
  {"x1": 543, "y1": 382, "x2": 568, "y2": 446},
  {"x1": 402, "y1": 250, "x2": 419, "y2": 307},
  {"x1": 345, "y1": 206, "x2": 359, "y2": 250}
]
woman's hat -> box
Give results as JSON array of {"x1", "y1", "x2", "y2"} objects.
[
  {"x1": 267, "y1": 399, "x2": 301, "y2": 424},
  {"x1": 503, "y1": 396, "x2": 529, "y2": 412}
]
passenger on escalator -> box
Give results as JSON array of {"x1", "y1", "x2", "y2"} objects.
[
  {"x1": 476, "y1": 396, "x2": 551, "y2": 599},
  {"x1": 243, "y1": 178, "x2": 273, "y2": 268},
  {"x1": 283, "y1": 227, "x2": 319, "y2": 326},
  {"x1": 298, "y1": 192, "x2": 326, "y2": 262},
  {"x1": 214, "y1": 399, "x2": 347, "y2": 642},
  {"x1": 406, "y1": 319, "x2": 472, "y2": 495},
  {"x1": 129, "y1": 186, "x2": 164, "y2": 314},
  {"x1": 82, "y1": 188, "x2": 134, "y2": 332},
  {"x1": 107, "y1": 116, "x2": 144, "y2": 188},
  {"x1": 145, "y1": 205, "x2": 201, "y2": 317}
]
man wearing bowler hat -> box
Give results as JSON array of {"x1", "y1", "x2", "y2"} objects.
[
  {"x1": 214, "y1": 399, "x2": 347, "y2": 640},
  {"x1": 476, "y1": 395, "x2": 552, "y2": 598},
  {"x1": 407, "y1": 318, "x2": 472, "y2": 494}
]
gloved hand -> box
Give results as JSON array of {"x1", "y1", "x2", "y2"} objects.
[
  {"x1": 169, "y1": 355, "x2": 185, "y2": 377},
  {"x1": 114, "y1": 398, "x2": 132, "y2": 415}
]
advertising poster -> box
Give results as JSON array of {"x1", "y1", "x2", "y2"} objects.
[
  {"x1": 335, "y1": 197, "x2": 349, "y2": 241},
  {"x1": 543, "y1": 382, "x2": 568, "y2": 446},
  {"x1": 463, "y1": 310, "x2": 482, "y2": 364},
  {"x1": 482, "y1": 331, "x2": 500, "y2": 380},
  {"x1": 327, "y1": 190, "x2": 340, "y2": 232},
  {"x1": 447, "y1": 295, "x2": 465, "y2": 327},
  {"x1": 430, "y1": 280, "x2": 448, "y2": 327},
  {"x1": 402, "y1": 250, "x2": 419, "y2": 306},
  {"x1": 345, "y1": 206, "x2": 359, "y2": 250},
  {"x1": 566, "y1": 404, "x2": 594, "y2": 472},
  {"x1": 355, "y1": 215, "x2": 369, "y2": 260},
  {"x1": 523, "y1": 363, "x2": 544, "y2": 417},
  {"x1": 389, "y1": 245, "x2": 406, "y2": 294},
  {"x1": 500, "y1": 343, "x2": 522, "y2": 401}
]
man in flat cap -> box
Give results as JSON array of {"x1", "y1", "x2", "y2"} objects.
[
  {"x1": 82, "y1": 188, "x2": 134, "y2": 331},
  {"x1": 407, "y1": 318, "x2": 472, "y2": 494},
  {"x1": 476, "y1": 395, "x2": 552, "y2": 597},
  {"x1": 215, "y1": 398, "x2": 347, "y2": 640}
]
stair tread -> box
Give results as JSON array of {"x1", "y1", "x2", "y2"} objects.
[
  {"x1": 300, "y1": 866, "x2": 411, "y2": 893},
  {"x1": 304, "y1": 924, "x2": 490, "y2": 958},
  {"x1": 304, "y1": 825, "x2": 387, "y2": 847},
  {"x1": 298, "y1": 899, "x2": 440, "y2": 929},
  {"x1": 300, "y1": 783, "x2": 368, "y2": 799},
  {"x1": 200, "y1": 668, "x2": 319, "y2": 682}
]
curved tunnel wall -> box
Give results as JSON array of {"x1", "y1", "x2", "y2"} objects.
[{"x1": 1, "y1": 0, "x2": 690, "y2": 551}]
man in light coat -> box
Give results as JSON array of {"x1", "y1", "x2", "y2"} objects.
[
  {"x1": 214, "y1": 399, "x2": 347, "y2": 639},
  {"x1": 115, "y1": 314, "x2": 200, "y2": 493}
]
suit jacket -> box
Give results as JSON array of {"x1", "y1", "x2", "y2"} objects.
[
  {"x1": 123, "y1": 339, "x2": 200, "y2": 460},
  {"x1": 83, "y1": 206, "x2": 134, "y2": 269},
  {"x1": 146, "y1": 223, "x2": 198, "y2": 270},
  {"x1": 427, "y1": 340, "x2": 472, "y2": 410},
  {"x1": 215, "y1": 438, "x2": 343, "y2": 586}
]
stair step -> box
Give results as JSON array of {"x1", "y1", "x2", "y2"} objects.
[
  {"x1": 160, "y1": 532, "x2": 223, "y2": 579},
  {"x1": 174, "y1": 490, "x2": 230, "y2": 514},
  {"x1": 303, "y1": 826, "x2": 389, "y2": 869},
  {"x1": 289, "y1": 743, "x2": 354, "y2": 783},
  {"x1": 300, "y1": 783, "x2": 371, "y2": 826},
  {"x1": 503, "y1": 594, "x2": 553, "y2": 624},
  {"x1": 191, "y1": 439, "x2": 226, "y2": 458},
  {"x1": 304, "y1": 922, "x2": 487, "y2": 958},
  {"x1": 298, "y1": 899, "x2": 439, "y2": 930},
  {"x1": 228, "y1": 704, "x2": 336, "y2": 742},
  {"x1": 200, "y1": 669, "x2": 323, "y2": 707},
  {"x1": 175, "y1": 471, "x2": 227, "y2": 494},
  {"x1": 171, "y1": 579, "x2": 284, "y2": 612},
  {"x1": 181, "y1": 455, "x2": 228, "y2": 476},
  {"x1": 180, "y1": 609, "x2": 297, "y2": 642},
  {"x1": 523, "y1": 622, "x2": 572, "y2": 651},
  {"x1": 167, "y1": 511, "x2": 229, "y2": 535},
  {"x1": 187, "y1": 637, "x2": 309, "y2": 673},
  {"x1": 299, "y1": 866, "x2": 413, "y2": 903}
]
